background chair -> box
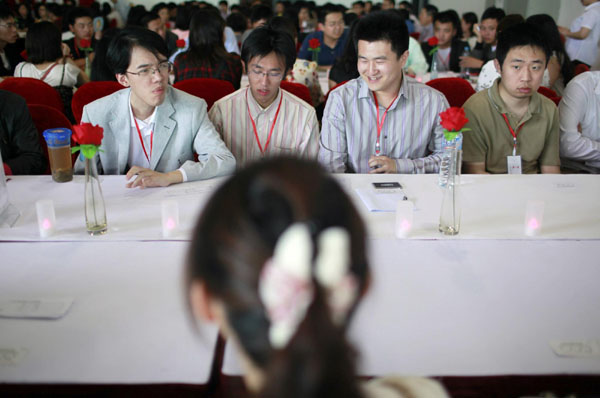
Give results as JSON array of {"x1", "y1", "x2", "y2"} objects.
[
  {"x1": 0, "y1": 77, "x2": 64, "y2": 113},
  {"x1": 71, "y1": 81, "x2": 124, "y2": 124},
  {"x1": 426, "y1": 77, "x2": 476, "y2": 108},
  {"x1": 280, "y1": 80, "x2": 313, "y2": 106},
  {"x1": 173, "y1": 78, "x2": 235, "y2": 110},
  {"x1": 3, "y1": 163, "x2": 12, "y2": 176},
  {"x1": 537, "y1": 86, "x2": 561, "y2": 106},
  {"x1": 574, "y1": 63, "x2": 590, "y2": 76},
  {"x1": 28, "y1": 104, "x2": 74, "y2": 174}
]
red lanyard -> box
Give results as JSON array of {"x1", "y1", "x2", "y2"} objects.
[
  {"x1": 246, "y1": 88, "x2": 283, "y2": 155},
  {"x1": 501, "y1": 113, "x2": 524, "y2": 156},
  {"x1": 133, "y1": 117, "x2": 153, "y2": 163},
  {"x1": 373, "y1": 91, "x2": 399, "y2": 156}
]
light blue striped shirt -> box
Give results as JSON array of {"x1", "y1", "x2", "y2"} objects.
[{"x1": 318, "y1": 75, "x2": 448, "y2": 173}]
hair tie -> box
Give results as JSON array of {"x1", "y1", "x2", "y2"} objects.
[{"x1": 258, "y1": 223, "x2": 358, "y2": 349}]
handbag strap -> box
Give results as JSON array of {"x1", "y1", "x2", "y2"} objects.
[{"x1": 40, "y1": 62, "x2": 59, "y2": 82}]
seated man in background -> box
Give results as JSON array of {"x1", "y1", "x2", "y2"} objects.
[
  {"x1": 417, "y1": 4, "x2": 437, "y2": 42},
  {"x1": 421, "y1": 10, "x2": 468, "y2": 73},
  {"x1": 0, "y1": 90, "x2": 46, "y2": 175},
  {"x1": 0, "y1": 6, "x2": 24, "y2": 77},
  {"x1": 64, "y1": 7, "x2": 98, "y2": 70},
  {"x1": 462, "y1": 23, "x2": 560, "y2": 174},
  {"x1": 559, "y1": 71, "x2": 600, "y2": 173},
  {"x1": 74, "y1": 27, "x2": 235, "y2": 187},
  {"x1": 141, "y1": 12, "x2": 178, "y2": 57},
  {"x1": 209, "y1": 27, "x2": 319, "y2": 168},
  {"x1": 319, "y1": 11, "x2": 447, "y2": 174},
  {"x1": 460, "y1": 6, "x2": 505, "y2": 71},
  {"x1": 298, "y1": 5, "x2": 348, "y2": 68}
]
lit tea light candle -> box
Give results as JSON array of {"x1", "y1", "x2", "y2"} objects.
[
  {"x1": 36, "y1": 199, "x2": 56, "y2": 238},
  {"x1": 395, "y1": 200, "x2": 414, "y2": 238},
  {"x1": 161, "y1": 201, "x2": 179, "y2": 238},
  {"x1": 524, "y1": 200, "x2": 544, "y2": 237}
]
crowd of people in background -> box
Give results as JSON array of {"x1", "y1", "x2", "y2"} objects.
[{"x1": 2, "y1": 0, "x2": 600, "y2": 178}]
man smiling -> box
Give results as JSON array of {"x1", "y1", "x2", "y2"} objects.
[
  {"x1": 319, "y1": 11, "x2": 448, "y2": 174},
  {"x1": 462, "y1": 23, "x2": 560, "y2": 174},
  {"x1": 209, "y1": 26, "x2": 319, "y2": 167},
  {"x1": 74, "y1": 27, "x2": 235, "y2": 187}
]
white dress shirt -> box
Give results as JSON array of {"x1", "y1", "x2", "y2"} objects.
[
  {"x1": 559, "y1": 71, "x2": 600, "y2": 170},
  {"x1": 565, "y1": 2, "x2": 600, "y2": 66}
]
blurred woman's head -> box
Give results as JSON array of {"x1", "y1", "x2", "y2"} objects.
[
  {"x1": 26, "y1": 22, "x2": 63, "y2": 64},
  {"x1": 461, "y1": 12, "x2": 477, "y2": 38},
  {"x1": 187, "y1": 9, "x2": 227, "y2": 65},
  {"x1": 187, "y1": 157, "x2": 369, "y2": 398}
]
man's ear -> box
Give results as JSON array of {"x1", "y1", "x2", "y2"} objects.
[
  {"x1": 494, "y1": 58, "x2": 501, "y2": 74},
  {"x1": 317, "y1": 22, "x2": 324, "y2": 31},
  {"x1": 69, "y1": 24, "x2": 74, "y2": 33},
  {"x1": 116, "y1": 73, "x2": 129, "y2": 87},
  {"x1": 189, "y1": 281, "x2": 218, "y2": 322}
]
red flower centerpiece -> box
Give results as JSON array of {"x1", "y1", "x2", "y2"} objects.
[
  {"x1": 439, "y1": 107, "x2": 470, "y2": 141},
  {"x1": 72, "y1": 123, "x2": 104, "y2": 159},
  {"x1": 176, "y1": 39, "x2": 186, "y2": 49},
  {"x1": 308, "y1": 38, "x2": 321, "y2": 64},
  {"x1": 78, "y1": 38, "x2": 93, "y2": 77},
  {"x1": 427, "y1": 36, "x2": 439, "y2": 56}
]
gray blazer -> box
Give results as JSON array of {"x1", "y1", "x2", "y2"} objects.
[{"x1": 74, "y1": 87, "x2": 235, "y2": 181}]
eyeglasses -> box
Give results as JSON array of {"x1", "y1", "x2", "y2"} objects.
[
  {"x1": 0, "y1": 22, "x2": 17, "y2": 29},
  {"x1": 249, "y1": 68, "x2": 283, "y2": 80},
  {"x1": 126, "y1": 62, "x2": 172, "y2": 78}
]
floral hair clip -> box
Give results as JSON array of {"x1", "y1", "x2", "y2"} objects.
[{"x1": 258, "y1": 223, "x2": 358, "y2": 349}]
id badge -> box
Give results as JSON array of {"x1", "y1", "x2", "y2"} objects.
[{"x1": 507, "y1": 155, "x2": 522, "y2": 174}]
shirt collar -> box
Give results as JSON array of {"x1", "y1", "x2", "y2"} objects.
[
  {"x1": 586, "y1": 2, "x2": 600, "y2": 10},
  {"x1": 246, "y1": 86, "x2": 282, "y2": 116},
  {"x1": 358, "y1": 72, "x2": 408, "y2": 109},
  {"x1": 488, "y1": 78, "x2": 541, "y2": 116},
  {"x1": 128, "y1": 91, "x2": 157, "y2": 133}
]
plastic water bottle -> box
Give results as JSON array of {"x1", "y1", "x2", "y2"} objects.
[
  {"x1": 430, "y1": 55, "x2": 438, "y2": 80},
  {"x1": 438, "y1": 133, "x2": 463, "y2": 188},
  {"x1": 460, "y1": 46, "x2": 470, "y2": 79}
]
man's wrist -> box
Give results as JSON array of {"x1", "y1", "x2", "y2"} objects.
[{"x1": 168, "y1": 170, "x2": 184, "y2": 185}]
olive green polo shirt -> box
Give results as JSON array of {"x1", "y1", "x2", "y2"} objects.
[{"x1": 462, "y1": 79, "x2": 560, "y2": 174}]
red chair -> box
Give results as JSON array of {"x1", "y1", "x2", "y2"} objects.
[
  {"x1": 410, "y1": 32, "x2": 420, "y2": 40},
  {"x1": 280, "y1": 80, "x2": 313, "y2": 106},
  {"x1": 173, "y1": 78, "x2": 235, "y2": 110},
  {"x1": 28, "y1": 104, "x2": 74, "y2": 174},
  {"x1": 0, "y1": 77, "x2": 64, "y2": 113},
  {"x1": 575, "y1": 63, "x2": 590, "y2": 76},
  {"x1": 537, "y1": 86, "x2": 558, "y2": 98},
  {"x1": 3, "y1": 163, "x2": 12, "y2": 176},
  {"x1": 72, "y1": 81, "x2": 125, "y2": 124},
  {"x1": 426, "y1": 77, "x2": 476, "y2": 108}
]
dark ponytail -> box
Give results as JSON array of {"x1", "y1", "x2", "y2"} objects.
[{"x1": 187, "y1": 157, "x2": 369, "y2": 398}]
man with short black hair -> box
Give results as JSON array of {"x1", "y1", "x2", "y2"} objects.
[
  {"x1": 460, "y1": 6, "x2": 505, "y2": 70},
  {"x1": 381, "y1": 0, "x2": 395, "y2": 11},
  {"x1": 462, "y1": 23, "x2": 560, "y2": 174},
  {"x1": 240, "y1": 4, "x2": 273, "y2": 46},
  {"x1": 63, "y1": 7, "x2": 98, "y2": 70},
  {"x1": 298, "y1": 5, "x2": 348, "y2": 67},
  {"x1": 418, "y1": 4, "x2": 437, "y2": 42},
  {"x1": 421, "y1": 10, "x2": 468, "y2": 73},
  {"x1": 141, "y1": 12, "x2": 178, "y2": 57},
  {"x1": 0, "y1": 6, "x2": 22, "y2": 76},
  {"x1": 74, "y1": 27, "x2": 235, "y2": 187},
  {"x1": 209, "y1": 27, "x2": 319, "y2": 167},
  {"x1": 319, "y1": 11, "x2": 447, "y2": 174}
]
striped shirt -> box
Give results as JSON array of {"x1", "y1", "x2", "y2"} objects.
[
  {"x1": 209, "y1": 87, "x2": 320, "y2": 167},
  {"x1": 319, "y1": 76, "x2": 449, "y2": 174}
]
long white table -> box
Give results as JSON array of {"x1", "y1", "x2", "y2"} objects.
[{"x1": 1, "y1": 174, "x2": 599, "y2": 389}]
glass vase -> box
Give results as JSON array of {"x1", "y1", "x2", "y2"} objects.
[
  {"x1": 84, "y1": 156, "x2": 107, "y2": 235},
  {"x1": 438, "y1": 148, "x2": 461, "y2": 235}
]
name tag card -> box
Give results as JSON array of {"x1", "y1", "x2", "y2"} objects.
[
  {"x1": 507, "y1": 155, "x2": 522, "y2": 174},
  {"x1": 0, "y1": 298, "x2": 74, "y2": 320}
]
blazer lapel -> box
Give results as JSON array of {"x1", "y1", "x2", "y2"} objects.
[
  {"x1": 107, "y1": 89, "x2": 131, "y2": 174},
  {"x1": 150, "y1": 88, "x2": 176, "y2": 170}
]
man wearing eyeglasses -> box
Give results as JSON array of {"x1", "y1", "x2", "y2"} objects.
[
  {"x1": 0, "y1": 7, "x2": 23, "y2": 77},
  {"x1": 208, "y1": 26, "x2": 319, "y2": 167},
  {"x1": 297, "y1": 5, "x2": 348, "y2": 68},
  {"x1": 74, "y1": 27, "x2": 235, "y2": 188}
]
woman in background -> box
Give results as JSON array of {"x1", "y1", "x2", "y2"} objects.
[
  {"x1": 186, "y1": 157, "x2": 450, "y2": 398},
  {"x1": 461, "y1": 12, "x2": 478, "y2": 50},
  {"x1": 174, "y1": 9, "x2": 242, "y2": 89}
]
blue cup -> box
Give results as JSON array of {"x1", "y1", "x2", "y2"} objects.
[{"x1": 42, "y1": 128, "x2": 73, "y2": 182}]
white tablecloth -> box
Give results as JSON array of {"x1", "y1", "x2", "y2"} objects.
[{"x1": 2, "y1": 174, "x2": 599, "y2": 241}]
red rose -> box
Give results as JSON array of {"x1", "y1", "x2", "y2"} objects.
[
  {"x1": 79, "y1": 39, "x2": 92, "y2": 49},
  {"x1": 176, "y1": 39, "x2": 186, "y2": 48},
  {"x1": 73, "y1": 123, "x2": 104, "y2": 146},
  {"x1": 427, "y1": 36, "x2": 439, "y2": 47},
  {"x1": 439, "y1": 107, "x2": 469, "y2": 132},
  {"x1": 309, "y1": 38, "x2": 321, "y2": 49}
]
